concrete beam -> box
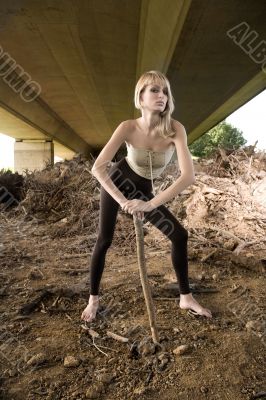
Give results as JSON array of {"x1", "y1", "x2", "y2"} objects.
[
  {"x1": 0, "y1": 1, "x2": 139, "y2": 149},
  {"x1": 188, "y1": 71, "x2": 266, "y2": 145},
  {"x1": 0, "y1": 0, "x2": 265, "y2": 153},
  {"x1": 0, "y1": 106, "x2": 76, "y2": 160},
  {"x1": 0, "y1": 77, "x2": 92, "y2": 157},
  {"x1": 134, "y1": 0, "x2": 191, "y2": 118},
  {"x1": 137, "y1": 0, "x2": 191, "y2": 73}
]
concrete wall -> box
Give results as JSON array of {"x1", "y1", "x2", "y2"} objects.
[{"x1": 14, "y1": 141, "x2": 54, "y2": 174}]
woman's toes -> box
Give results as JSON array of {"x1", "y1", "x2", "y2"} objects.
[
  {"x1": 81, "y1": 302, "x2": 99, "y2": 323},
  {"x1": 180, "y1": 300, "x2": 212, "y2": 319},
  {"x1": 81, "y1": 312, "x2": 90, "y2": 322},
  {"x1": 204, "y1": 308, "x2": 212, "y2": 318}
]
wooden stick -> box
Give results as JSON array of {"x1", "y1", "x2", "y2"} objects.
[
  {"x1": 106, "y1": 331, "x2": 129, "y2": 343},
  {"x1": 133, "y1": 215, "x2": 160, "y2": 344}
]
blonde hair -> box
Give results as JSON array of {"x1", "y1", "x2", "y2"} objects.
[{"x1": 134, "y1": 70, "x2": 176, "y2": 138}]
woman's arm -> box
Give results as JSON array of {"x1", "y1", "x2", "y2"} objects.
[
  {"x1": 91, "y1": 121, "x2": 130, "y2": 205},
  {"x1": 148, "y1": 121, "x2": 195, "y2": 209}
]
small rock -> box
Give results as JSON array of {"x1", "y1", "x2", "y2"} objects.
[
  {"x1": 212, "y1": 274, "x2": 218, "y2": 280},
  {"x1": 197, "y1": 272, "x2": 205, "y2": 281},
  {"x1": 63, "y1": 355, "x2": 80, "y2": 368},
  {"x1": 159, "y1": 356, "x2": 169, "y2": 369},
  {"x1": 173, "y1": 327, "x2": 181, "y2": 333},
  {"x1": 173, "y1": 344, "x2": 190, "y2": 355},
  {"x1": 27, "y1": 352, "x2": 47, "y2": 366},
  {"x1": 97, "y1": 372, "x2": 115, "y2": 384},
  {"x1": 245, "y1": 320, "x2": 261, "y2": 332}
]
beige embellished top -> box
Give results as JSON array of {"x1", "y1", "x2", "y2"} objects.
[{"x1": 124, "y1": 141, "x2": 176, "y2": 195}]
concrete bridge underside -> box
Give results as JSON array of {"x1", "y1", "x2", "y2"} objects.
[{"x1": 0, "y1": 0, "x2": 265, "y2": 167}]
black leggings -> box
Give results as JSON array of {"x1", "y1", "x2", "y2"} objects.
[{"x1": 89, "y1": 157, "x2": 191, "y2": 295}]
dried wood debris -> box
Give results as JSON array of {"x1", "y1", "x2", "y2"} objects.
[{"x1": 2, "y1": 147, "x2": 265, "y2": 268}]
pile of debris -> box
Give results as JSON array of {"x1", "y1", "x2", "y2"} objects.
[
  {"x1": 155, "y1": 146, "x2": 266, "y2": 272},
  {"x1": 1, "y1": 146, "x2": 266, "y2": 266},
  {"x1": 1, "y1": 154, "x2": 137, "y2": 252}
]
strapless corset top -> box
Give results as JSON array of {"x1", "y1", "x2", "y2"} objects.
[{"x1": 124, "y1": 141, "x2": 176, "y2": 194}]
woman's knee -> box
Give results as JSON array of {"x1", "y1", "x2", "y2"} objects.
[
  {"x1": 169, "y1": 225, "x2": 188, "y2": 242},
  {"x1": 95, "y1": 234, "x2": 113, "y2": 251}
]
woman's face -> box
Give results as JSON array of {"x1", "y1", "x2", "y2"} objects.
[{"x1": 140, "y1": 83, "x2": 168, "y2": 111}]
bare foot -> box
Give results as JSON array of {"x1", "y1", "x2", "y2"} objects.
[
  {"x1": 179, "y1": 293, "x2": 212, "y2": 318},
  {"x1": 81, "y1": 298, "x2": 99, "y2": 323}
]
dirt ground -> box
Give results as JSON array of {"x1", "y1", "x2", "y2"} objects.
[
  {"x1": 0, "y1": 215, "x2": 265, "y2": 400},
  {"x1": 0, "y1": 148, "x2": 265, "y2": 400}
]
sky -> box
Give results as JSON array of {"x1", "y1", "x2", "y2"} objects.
[
  {"x1": 225, "y1": 89, "x2": 266, "y2": 150},
  {"x1": 0, "y1": 89, "x2": 265, "y2": 170}
]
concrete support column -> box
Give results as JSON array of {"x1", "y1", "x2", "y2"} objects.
[{"x1": 14, "y1": 140, "x2": 54, "y2": 174}]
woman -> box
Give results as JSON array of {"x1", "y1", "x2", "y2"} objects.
[{"x1": 81, "y1": 70, "x2": 212, "y2": 322}]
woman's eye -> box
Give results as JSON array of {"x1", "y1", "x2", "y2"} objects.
[
  {"x1": 150, "y1": 88, "x2": 168, "y2": 96},
  {"x1": 151, "y1": 88, "x2": 168, "y2": 95}
]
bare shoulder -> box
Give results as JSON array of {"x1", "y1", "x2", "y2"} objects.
[
  {"x1": 114, "y1": 119, "x2": 132, "y2": 141},
  {"x1": 171, "y1": 119, "x2": 187, "y2": 143},
  {"x1": 120, "y1": 119, "x2": 133, "y2": 127},
  {"x1": 121, "y1": 119, "x2": 137, "y2": 141},
  {"x1": 126, "y1": 119, "x2": 137, "y2": 129},
  {"x1": 91, "y1": 120, "x2": 131, "y2": 169},
  {"x1": 171, "y1": 118, "x2": 186, "y2": 134}
]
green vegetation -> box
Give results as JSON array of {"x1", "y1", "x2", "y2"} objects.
[{"x1": 189, "y1": 120, "x2": 247, "y2": 158}]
